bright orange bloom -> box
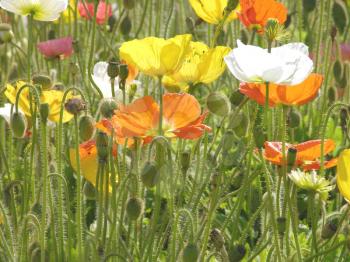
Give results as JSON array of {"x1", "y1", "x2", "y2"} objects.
[
  {"x1": 239, "y1": 0, "x2": 288, "y2": 32},
  {"x1": 239, "y1": 74, "x2": 323, "y2": 107},
  {"x1": 97, "y1": 93, "x2": 211, "y2": 141},
  {"x1": 263, "y1": 139, "x2": 338, "y2": 171}
]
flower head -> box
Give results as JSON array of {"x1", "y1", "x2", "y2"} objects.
[
  {"x1": 263, "y1": 139, "x2": 338, "y2": 171},
  {"x1": 162, "y1": 41, "x2": 230, "y2": 91},
  {"x1": 239, "y1": 0, "x2": 287, "y2": 33},
  {"x1": 97, "y1": 93, "x2": 211, "y2": 141},
  {"x1": 225, "y1": 40, "x2": 313, "y2": 86},
  {"x1": 37, "y1": 37, "x2": 73, "y2": 59},
  {"x1": 189, "y1": 0, "x2": 240, "y2": 24},
  {"x1": 289, "y1": 169, "x2": 334, "y2": 201},
  {"x1": 0, "y1": 0, "x2": 68, "y2": 21},
  {"x1": 337, "y1": 149, "x2": 350, "y2": 202},
  {"x1": 239, "y1": 74, "x2": 323, "y2": 107},
  {"x1": 5, "y1": 81, "x2": 76, "y2": 123},
  {"x1": 92, "y1": 61, "x2": 139, "y2": 98},
  {"x1": 78, "y1": 1, "x2": 112, "y2": 25},
  {"x1": 119, "y1": 34, "x2": 192, "y2": 77}
]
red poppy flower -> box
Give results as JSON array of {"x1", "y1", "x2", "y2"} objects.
[
  {"x1": 78, "y1": 1, "x2": 112, "y2": 25},
  {"x1": 37, "y1": 37, "x2": 73, "y2": 59},
  {"x1": 97, "y1": 93, "x2": 211, "y2": 141},
  {"x1": 239, "y1": 0, "x2": 288, "y2": 32},
  {"x1": 263, "y1": 139, "x2": 337, "y2": 171},
  {"x1": 239, "y1": 74, "x2": 323, "y2": 107}
]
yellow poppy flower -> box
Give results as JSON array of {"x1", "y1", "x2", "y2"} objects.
[
  {"x1": 189, "y1": 0, "x2": 240, "y2": 24},
  {"x1": 119, "y1": 34, "x2": 192, "y2": 77},
  {"x1": 162, "y1": 42, "x2": 231, "y2": 91},
  {"x1": 5, "y1": 81, "x2": 75, "y2": 123},
  {"x1": 337, "y1": 149, "x2": 350, "y2": 202}
]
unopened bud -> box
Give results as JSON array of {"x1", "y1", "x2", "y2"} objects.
[
  {"x1": 96, "y1": 132, "x2": 109, "y2": 161},
  {"x1": 79, "y1": 115, "x2": 95, "y2": 141},
  {"x1": 333, "y1": 60, "x2": 343, "y2": 84},
  {"x1": 0, "y1": 23, "x2": 13, "y2": 44},
  {"x1": 10, "y1": 111, "x2": 27, "y2": 138},
  {"x1": 265, "y1": 18, "x2": 279, "y2": 41},
  {"x1": 128, "y1": 83, "x2": 138, "y2": 101},
  {"x1": 287, "y1": 110, "x2": 301, "y2": 128},
  {"x1": 40, "y1": 103, "x2": 49, "y2": 123},
  {"x1": 222, "y1": 130, "x2": 235, "y2": 151},
  {"x1": 230, "y1": 90, "x2": 245, "y2": 107},
  {"x1": 32, "y1": 74, "x2": 52, "y2": 90},
  {"x1": 119, "y1": 64, "x2": 129, "y2": 82},
  {"x1": 226, "y1": 0, "x2": 239, "y2": 12},
  {"x1": 65, "y1": 98, "x2": 86, "y2": 115},
  {"x1": 233, "y1": 113, "x2": 248, "y2": 137},
  {"x1": 99, "y1": 98, "x2": 118, "y2": 118},
  {"x1": 182, "y1": 243, "x2": 199, "y2": 262},
  {"x1": 107, "y1": 61, "x2": 119, "y2": 79},
  {"x1": 210, "y1": 228, "x2": 225, "y2": 250},
  {"x1": 126, "y1": 197, "x2": 144, "y2": 220},
  {"x1": 120, "y1": 15, "x2": 132, "y2": 36},
  {"x1": 206, "y1": 92, "x2": 231, "y2": 117},
  {"x1": 321, "y1": 219, "x2": 338, "y2": 239},
  {"x1": 328, "y1": 87, "x2": 336, "y2": 104},
  {"x1": 332, "y1": 0, "x2": 348, "y2": 34},
  {"x1": 228, "y1": 244, "x2": 246, "y2": 261},
  {"x1": 69, "y1": 62, "x2": 80, "y2": 76},
  {"x1": 287, "y1": 148, "x2": 297, "y2": 167},
  {"x1": 303, "y1": 0, "x2": 316, "y2": 13},
  {"x1": 253, "y1": 128, "x2": 266, "y2": 149},
  {"x1": 141, "y1": 162, "x2": 160, "y2": 188},
  {"x1": 180, "y1": 151, "x2": 191, "y2": 174}
]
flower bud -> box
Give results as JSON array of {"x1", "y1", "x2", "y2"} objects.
[
  {"x1": 10, "y1": 111, "x2": 27, "y2": 138},
  {"x1": 328, "y1": 86, "x2": 336, "y2": 104},
  {"x1": 321, "y1": 219, "x2": 338, "y2": 239},
  {"x1": 119, "y1": 64, "x2": 129, "y2": 82},
  {"x1": 287, "y1": 147, "x2": 297, "y2": 167},
  {"x1": 228, "y1": 244, "x2": 246, "y2": 261},
  {"x1": 107, "y1": 61, "x2": 119, "y2": 79},
  {"x1": 141, "y1": 162, "x2": 160, "y2": 188},
  {"x1": 128, "y1": 83, "x2": 138, "y2": 102},
  {"x1": 40, "y1": 103, "x2": 49, "y2": 123},
  {"x1": 96, "y1": 132, "x2": 109, "y2": 161},
  {"x1": 0, "y1": 23, "x2": 13, "y2": 44},
  {"x1": 265, "y1": 18, "x2": 279, "y2": 41},
  {"x1": 222, "y1": 130, "x2": 235, "y2": 151},
  {"x1": 333, "y1": 60, "x2": 343, "y2": 84},
  {"x1": 206, "y1": 92, "x2": 231, "y2": 117},
  {"x1": 226, "y1": 0, "x2": 239, "y2": 12},
  {"x1": 65, "y1": 98, "x2": 86, "y2": 115},
  {"x1": 69, "y1": 62, "x2": 80, "y2": 76},
  {"x1": 277, "y1": 217, "x2": 287, "y2": 235},
  {"x1": 180, "y1": 151, "x2": 191, "y2": 174},
  {"x1": 126, "y1": 197, "x2": 144, "y2": 220},
  {"x1": 32, "y1": 74, "x2": 52, "y2": 90},
  {"x1": 303, "y1": 0, "x2": 316, "y2": 13},
  {"x1": 182, "y1": 243, "x2": 199, "y2": 262},
  {"x1": 123, "y1": 0, "x2": 135, "y2": 9},
  {"x1": 120, "y1": 15, "x2": 132, "y2": 36},
  {"x1": 79, "y1": 115, "x2": 95, "y2": 141},
  {"x1": 230, "y1": 90, "x2": 245, "y2": 107},
  {"x1": 210, "y1": 228, "x2": 225, "y2": 250},
  {"x1": 83, "y1": 181, "x2": 96, "y2": 200},
  {"x1": 253, "y1": 128, "x2": 266, "y2": 149},
  {"x1": 287, "y1": 110, "x2": 301, "y2": 129},
  {"x1": 332, "y1": 0, "x2": 348, "y2": 34},
  {"x1": 108, "y1": 15, "x2": 117, "y2": 32},
  {"x1": 99, "y1": 98, "x2": 118, "y2": 118}
]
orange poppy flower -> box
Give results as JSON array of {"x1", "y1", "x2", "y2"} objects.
[
  {"x1": 239, "y1": 74, "x2": 323, "y2": 107},
  {"x1": 69, "y1": 140, "x2": 117, "y2": 189},
  {"x1": 263, "y1": 139, "x2": 338, "y2": 171},
  {"x1": 239, "y1": 0, "x2": 288, "y2": 32},
  {"x1": 97, "y1": 93, "x2": 211, "y2": 141}
]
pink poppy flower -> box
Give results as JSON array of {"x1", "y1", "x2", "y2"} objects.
[
  {"x1": 37, "y1": 37, "x2": 73, "y2": 59},
  {"x1": 78, "y1": 1, "x2": 112, "y2": 25}
]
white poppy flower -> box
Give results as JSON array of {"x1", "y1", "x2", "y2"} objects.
[
  {"x1": 224, "y1": 40, "x2": 314, "y2": 86},
  {"x1": 0, "y1": 0, "x2": 68, "y2": 21},
  {"x1": 92, "y1": 61, "x2": 141, "y2": 100}
]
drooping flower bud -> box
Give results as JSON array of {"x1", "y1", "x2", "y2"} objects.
[
  {"x1": 119, "y1": 64, "x2": 129, "y2": 82},
  {"x1": 10, "y1": 111, "x2": 27, "y2": 138},
  {"x1": 79, "y1": 115, "x2": 95, "y2": 141},
  {"x1": 120, "y1": 15, "x2": 132, "y2": 36},
  {"x1": 126, "y1": 197, "x2": 144, "y2": 220},
  {"x1": 33, "y1": 75, "x2": 51, "y2": 92},
  {"x1": 65, "y1": 98, "x2": 86, "y2": 115},
  {"x1": 206, "y1": 92, "x2": 231, "y2": 117},
  {"x1": 40, "y1": 103, "x2": 49, "y2": 123},
  {"x1": 96, "y1": 131, "x2": 109, "y2": 161},
  {"x1": 180, "y1": 151, "x2": 191, "y2": 174},
  {"x1": 141, "y1": 162, "x2": 160, "y2": 188},
  {"x1": 182, "y1": 243, "x2": 199, "y2": 262},
  {"x1": 210, "y1": 228, "x2": 225, "y2": 250},
  {"x1": 99, "y1": 98, "x2": 118, "y2": 118}
]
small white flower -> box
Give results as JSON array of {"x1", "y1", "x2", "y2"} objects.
[
  {"x1": 224, "y1": 40, "x2": 314, "y2": 86},
  {"x1": 92, "y1": 61, "x2": 141, "y2": 100},
  {"x1": 0, "y1": 0, "x2": 68, "y2": 21}
]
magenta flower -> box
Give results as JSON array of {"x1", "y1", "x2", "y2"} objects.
[{"x1": 37, "y1": 37, "x2": 73, "y2": 59}]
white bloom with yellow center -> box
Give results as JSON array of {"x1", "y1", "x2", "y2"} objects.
[
  {"x1": 0, "y1": 0, "x2": 68, "y2": 21},
  {"x1": 224, "y1": 40, "x2": 314, "y2": 85}
]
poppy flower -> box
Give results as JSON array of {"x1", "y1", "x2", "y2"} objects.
[
  {"x1": 119, "y1": 34, "x2": 192, "y2": 77},
  {"x1": 239, "y1": 73, "x2": 323, "y2": 107},
  {"x1": 224, "y1": 40, "x2": 313, "y2": 86},
  {"x1": 98, "y1": 93, "x2": 211, "y2": 141},
  {"x1": 5, "y1": 81, "x2": 77, "y2": 123},
  {"x1": 69, "y1": 140, "x2": 116, "y2": 190},
  {"x1": 0, "y1": 0, "x2": 68, "y2": 21},
  {"x1": 92, "y1": 61, "x2": 140, "y2": 98},
  {"x1": 238, "y1": 0, "x2": 287, "y2": 32},
  {"x1": 77, "y1": 1, "x2": 112, "y2": 25},
  {"x1": 337, "y1": 149, "x2": 350, "y2": 202},
  {"x1": 263, "y1": 140, "x2": 337, "y2": 171},
  {"x1": 37, "y1": 37, "x2": 73, "y2": 59},
  {"x1": 189, "y1": 0, "x2": 240, "y2": 24},
  {"x1": 162, "y1": 41, "x2": 231, "y2": 92}
]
